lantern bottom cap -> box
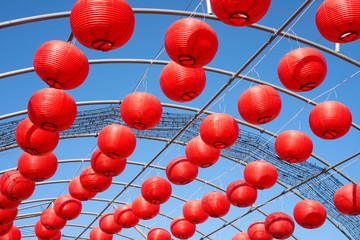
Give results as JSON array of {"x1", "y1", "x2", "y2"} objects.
[
  {"x1": 25, "y1": 148, "x2": 39, "y2": 155},
  {"x1": 178, "y1": 55, "x2": 196, "y2": 67},
  {"x1": 323, "y1": 130, "x2": 338, "y2": 139},
  {"x1": 92, "y1": 40, "x2": 113, "y2": 52},
  {"x1": 339, "y1": 31, "x2": 358, "y2": 43},
  {"x1": 181, "y1": 91, "x2": 196, "y2": 101},
  {"x1": 41, "y1": 122, "x2": 57, "y2": 132},
  {"x1": 45, "y1": 79, "x2": 63, "y2": 89},
  {"x1": 229, "y1": 12, "x2": 249, "y2": 26},
  {"x1": 132, "y1": 122, "x2": 147, "y2": 130},
  {"x1": 300, "y1": 82, "x2": 316, "y2": 91},
  {"x1": 257, "y1": 116, "x2": 272, "y2": 124}
]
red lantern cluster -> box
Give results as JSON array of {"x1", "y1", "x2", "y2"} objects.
[
  {"x1": 0, "y1": 226, "x2": 21, "y2": 240},
  {"x1": 185, "y1": 136, "x2": 221, "y2": 168},
  {"x1": 166, "y1": 157, "x2": 198, "y2": 185},
  {"x1": 40, "y1": 208, "x2": 66, "y2": 231},
  {"x1": 226, "y1": 180, "x2": 257, "y2": 207},
  {"x1": 265, "y1": 212, "x2": 295, "y2": 239},
  {"x1": 54, "y1": 194, "x2": 82, "y2": 220},
  {"x1": 293, "y1": 200, "x2": 327, "y2": 229},
  {"x1": 334, "y1": 184, "x2": 360, "y2": 216},
  {"x1": 244, "y1": 160, "x2": 278, "y2": 190},
  {"x1": 309, "y1": 101, "x2": 352, "y2": 140},
  {"x1": 80, "y1": 167, "x2": 112, "y2": 193},
  {"x1": 132, "y1": 196, "x2": 160, "y2": 220},
  {"x1": 0, "y1": 208, "x2": 17, "y2": 226},
  {"x1": 238, "y1": 85, "x2": 281, "y2": 125},
  {"x1": 201, "y1": 191, "x2": 230, "y2": 218},
  {"x1": 232, "y1": 232, "x2": 251, "y2": 240},
  {"x1": 35, "y1": 220, "x2": 60, "y2": 240},
  {"x1": 69, "y1": 176, "x2": 96, "y2": 201},
  {"x1": 0, "y1": 170, "x2": 35, "y2": 201},
  {"x1": 147, "y1": 228, "x2": 171, "y2": 240},
  {"x1": 114, "y1": 204, "x2": 139, "y2": 228},
  {"x1": 91, "y1": 149, "x2": 126, "y2": 177},
  {"x1": 99, "y1": 213, "x2": 122, "y2": 234},
  {"x1": 316, "y1": 0, "x2": 360, "y2": 43},
  {"x1": 90, "y1": 226, "x2": 113, "y2": 240},
  {"x1": 141, "y1": 177, "x2": 172, "y2": 205},
  {"x1": 183, "y1": 200, "x2": 209, "y2": 224},
  {"x1": 165, "y1": 18, "x2": 218, "y2": 67},
  {"x1": 170, "y1": 217, "x2": 196, "y2": 239},
  {"x1": 70, "y1": 0, "x2": 135, "y2": 51}
]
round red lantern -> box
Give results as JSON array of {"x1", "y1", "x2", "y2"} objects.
[
  {"x1": 309, "y1": 101, "x2": 352, "y2": 140},
  {"x1": 185, "y1": 136, "x2": 221, "y2": 168},
  {"x1": 201, "y1": 192, "x2": 230, "y2": 218},
  {"x1": 68, "y1": 176, "x2": 97, "y2": 201},
  {"x1": 210, "y1": 0, "x2": 271, "y2": 27},
  {"x1": 90, "y1": 227, "x2": 113, "y2": 240},
  {"x1": 15, "y1": 118, "x2": 59, "y2": 156},
  {"x1": 114, "y1": 204, "x2": 139, "y2": 228},
  {"x1": 54, "y1": 194, "x2": 82, "y2": 220},
  {"x1": 147, "y1": 228, "x2": 171, "y2": 240},
  {"x1": 226, "y1": 180, "x2": 257, "y2": 207},
  {"x1": 247, "y1": 221, "x2": 272, "y2": 240},
  {"x1": 0, "y1": 208, "x2": 17, "y2": 226},
  {"x1": 98, "y1": 124, "x2": 136, "y2": 159},
  {"x1": 166, "y1": 157, "x2": 198, "y2": 185},
  {"x1": 27, "y1": 88, "x2": 77, "y2": 132},
  {"x1": 183, "y1": 200, "x2": 209, "y2": 224},
  {"x1": 159, "y1": 61, "x2": 206, "y2": 102},
  {"x1": 35, "y1": 221, "x2": 60, "y2": 240},
  {"x1": 334, "y1": 184, "x2": 360, "y2": 215},
  {"x1": 170, "y1": 217, "x2": 196, "y2": 239},
  {"x1": 33, "y1": 40, "x2": 89, "y2": 90},
  {"x1": 40, "y1": 208, "x2": 67, "y2": 231},
  {"x1": 0, "y1": 170, "x2": 35, "y2": 201},
  {"x1": 165, "y1": 18, "x2": 218, "y2": 68},
  {"x1": 238, "y1": 85, "x2": 282, "y2": 125},
  {"x1": 244, "y1": 160, "x2": 278, "y2": 190},
  {"x1": 265, "y1": 212, "x2": 295, "y2": 239},
  {"x1": 278, "y1": 48, "x2": 327, "y2": 92},
  {"x1": 293, "y1": 200, "x2": 327, "y2": 229},
  {"x1": 275, "y1": 130, "x2": 313, "y2": 163},
  {"x1": 99, "y1": 213, "x2": 122, "y2": 234},
  {"x1": 0, "y1": 193, "x2": 20, "y2": 210},
  {"x1": 80, "y1": 167, "x2": 112, "y2": 193},
  {"x1": 18, "y1": 152, "x2": 58, "y2": 182},
  {"x1": 232, "y1": 232, "x2": 250, "y2": 240},
  {"x1": 0, "y1": 226, "x2": 21, "y2": 240},
  {"x1": 141, "y1": 177, "x2": 172, "y2": 205},
  {"x1": 120, "y1": 92, "x2": 163, "y2": 130},
  {"x1": 316, "y1": 0, "x2": 360, "y2": 43},
  {"x1": 91, "y1": 149, "x2": 126, "y2": 177},
  {"x1": 0, "y1": 223, "x2": 13, "y2": 237},
  {"x1": 200, "y1": 113, "x2": 239, "y2": 149},
  {"x1": 132, "y1": 196, "x2": 160, "y2": 220},
  {"x1": 70, "y1": 0, "x2": 135, "y2": 52}
]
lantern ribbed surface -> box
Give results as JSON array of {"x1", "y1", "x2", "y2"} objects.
[
  {"x1": 185, "y1": 135, "x2": 221, "y2": 168},
  {"x1": 334, "y1": 184, "x2": 360, "y2": 216},
  {"x1": 70, "y1": 0, "x2": 135, "y2": 51},
  {"x1": 54, "y1": 194, "x2": 82, "y2": 220},
  {"x1": 99, "y1": 213, "x2": 122, "y2": 234},
  {"x1": 166, "y1": 157, "x2": 198, "y2": 185},
  {"x1": 0, "y1": 226, "x2": 21, "y2": 240},
  {"x1": 33, "y1": 40, "x2": 89, "y2": 90},
  {"x1": 165, "y1": 18, "x2": 218, "y2": 68},
  {"x1": 40, "y1": 208, "x2": 67, "y2": 231},
  {"x1": 293, "y1": 200, "x2": 327, "y2": 229},
  {"x1": 132, "y1": 196, "x2": 160, "y2": 220},
  {"x1": 278, "y1": 47, "x2": 327, "y2": 92},
  {"x1": 0, "y1": 193, "x2": 20, "y2": 210},
  {"x1": 309, "y1": 101, "x2": 352, "y2": 140},
  {"x1": 0, "y1": 223, "x2": 13, "y2": 237},
  {"x1": 170, "y1": 217, "x2": 196, "y2": 239},
  {"x1": 232, "y1": 232, "x2": 251, "y2": 240},
  {"x1": 244, "y1": 160, "x2": 278, "y2": 190},
  {"x1": 90, "y1": 227, "x2": 113, "y2": 240},
  {"x1": 15, "y1": 118, "x2": 59, "y2": 156},
  {"x1": 238, "y1": 85, "x2": 281, "y2": 125},
  {"x1": 226, "y1": 180, "x2": 257, "y2": 207},
  {"x1": 27, "y1": 88, "x2": 77, "y2": 132},
  {"x1": 91, "y1": 149, "x2": 126, "y2": 177},
  {"x1": 201, "y1": 191, "x2": 230, "y2": 218},
  {"x1": 159, "y1": 61, "x2": 206, "y2": 102},
  {"x1": 79, "y1": 167, "x2": 112, "y2": 193},
  {"x1": 69, "y1": 176, "x2": 97, "y2": 201},
  {"x1": 265, "y1": 212, "x2": 295, "y2": 239},
  {"x1": 114, "y1": 204, "x2": 139, "y2": 228},
  {"x1": 141, "y1": 177, "x2": 172, "y2": 205},
  {"x1": 183, "y1": 200, "x2": 209, "y2": 224},
  {"x1": 210, "y1": 0, "x2": 271, "y2": 27},
  {"x1": 0, "y1": 208, "x2": 17, "y2": 226},
  {"x1": 316, "y1": 0, "x2": 360, "y2": 43},
  {"x1": 247, "y1": 221, "x2": 273, "y2": 240},
  {"x1": 35, "y1": 220, "x2": 60, "y2": 240},
  {"x1": 0, "y1": 170, "x2": 35, "y2": 202},
  {"x1": 147, "y1": 228, "x2": 171, "y2": 240}
]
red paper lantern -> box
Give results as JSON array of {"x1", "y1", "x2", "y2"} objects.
[
  {"x1": 244, "y1": 160, "x2": 278, "y2": 190},
  {"x1": 0, "y1": 170, "x2": 35, "y2": 201},
  {"x1": 238, "y1": 85, "x2": 281, "y2": 125},
  {"x1": 147, "y1": 228, "x2": 171, "y2": 240},
  {"x1": 15, "y1": 118, "x2": 59, "y2": 156},
  {"x1": 69, "y1": 176, "x2": 96, "y2": 201},
  {"x1": 265, "y1": 212, "x2": 295, "y2": 239},
  {"x1": 170, "y1": 217, "x2": 196, "y2": 239},
  {"x1": 80, "y1": 167, "x2": 112, "y2": 193},
  {"x1": 275, "y1": 130, "x2": 313, "y2": 163},
  {"x1": 0, "y1": 223, "x2": 13, "y2": 237},
  {"x1": 0, "y1": 208, "x2": 17, "y2": 226},
  {"x1": 278, "y1": 48, "x2": 327, "y2": 92},
  {"x1": 40, "y1": 208, "x2": 67, "y2": 231},
  {"x1": 132, "y1": 196, "x2": 160, "y2": 220},
  {"x1": 90, "y1": 227, "x2": 113, "y2": 240},
  {"x1": 293, "y1": 200, "x2": 327, "y2": 229},
  {"x1": 33, "y1": 40, "x2": 89, "y2": 90},
  {"x1": 27, "y1": 88, "x2": 77, "y2": 132},
  {"x1": 226, "y1": 180, "x2": 257, "y2": 207},
  {"x1": 98, "y1": 124, "x2": 136, "y2": 159},
  {"x1": 232, "y1": 232, "x2": 250, "y2": 240},
  {"x1": 70, "y1": 0, "x2": 135, "y2": 51},
  {"x1": 316, "y1": 0, "x2": 360, "y2": 43},
  {"x1": 185, "y1": 136, "x2": 221, "y2": 168},
  {"x1": 91, "y1": 149, "x2": 126, "y2": 177},
  {"x1": 18, "y1": 152, "x2": 58, "y2": 182},
  {"x1": 210, "y1": 0, "x2": 271, "y2": 27},
  {"x1": 334, "y1": 184, "x2": 360, "y2": 216},
  {"x1": 201, "y1": 192, "x2": 230, "y2": 218},
  {"x1": 114, "y1": 204, "x2": 139, "y2": 228},
  {"x1": 99, "y1": 213, "x2": 122, "y2": 234},
  {"x1": 159, "y1": 61, "x2": 206, "y2": 102},
  {"x1": 0, "y1": 193, "x2": 20, "y2": 210},
  {"x1": 200, "y1": 113, "x2": 239, "y2": 149},
  {"x1": 247, "y1": 221, "x2": 272, "y2": 240},
  {"x1": 309, "y1": 101, "x2": 352, "y2": 140},
  {"x1": 54, "y1": 195, "x2": 82, "y2": 220},
  {"x1": 166, "y1": 157, "x2": 198, "y2": 185},
  {"x1": 0, "y1": 226, "x2": 21, "y2": 240},
  {"x1": 141, "y1": 177, "x2": 172, "y2": 205},
  {"x1": 35, "y1": 221, "x2": 60, "y2": 240},
  {"x1": 165, "y1": 18, "x2": 218, "y2": 68},
  {"x1": 120, "y1": 92, "x2": 163, "y2": 130},
  {"x1": 183, "y1": 200, "x2": 209, "y2": 224}
]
